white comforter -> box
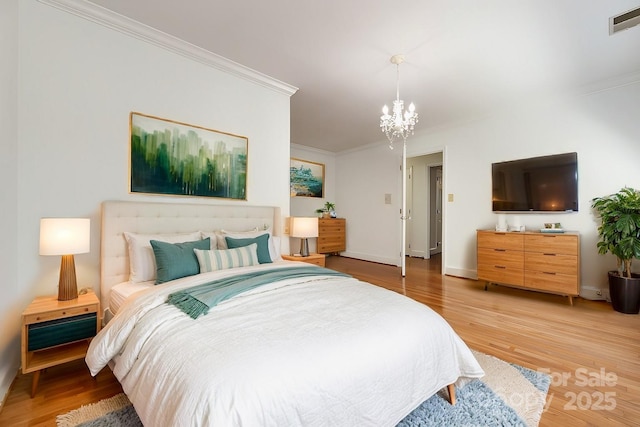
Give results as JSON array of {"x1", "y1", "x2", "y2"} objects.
[{"x1": 86, "y1": 262, "x2": 483, "y2": 426}]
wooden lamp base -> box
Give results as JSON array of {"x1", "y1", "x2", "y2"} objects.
[{"x1": 58, "y1": 254, "x2": 78, "y2": 301}]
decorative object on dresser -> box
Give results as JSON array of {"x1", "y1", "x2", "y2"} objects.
[
  {"x1": 477, "y1": 230, "x2": 580, "y2": 305},
  {"x1": 281, "y1": 253, "x2": 326, "y2": 267},
  {"x1": 317, "y1": 218, "x2": 346, "y2": 255},
  {"x1": 290, "y1": 157, "x2": 324, "y2": 198},
  {"x1": 130, "y1": 112, "x2": 248, "y2": 200},
  {"x1": 39, "y1": 218, "x2": 91, "y2": 301},
  {"x1": 290, "y1": 217, "x2": 319, "y2": 257},
  {"x1": 315, "y1": 201, "x2": 336, "y2": 218},
  {"x1": 21, "y1": 292, "x2": 101, "y2": 397},
  {"x1": 592, "y1": 187, "x2": 640, "y2": 314}
]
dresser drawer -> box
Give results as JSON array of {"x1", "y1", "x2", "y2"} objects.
[
  {"x1": 478, "y1": 247, "x2": 524, "y2": 269},
  {"x1": 478, "y1": 264, "x2": 524, "y2": 286},
  {"x1": 525, "y1": 253, "x2": 577, "y2": 275},
  {"x1": 525, "y1": 234, "x2": 578, "y2": 255},
  {"x1": 23, "y1": 304, "x2": 97, "y2": 325},
  {"x1": 28, "y1": 312, "x2": 97, "y2": 351},
  {"x1": 525, "y1": 271, "x2": 578, "y2": 295},
  {"x1": 477, "y1": 231, "x2": 524, "y2": 250}
]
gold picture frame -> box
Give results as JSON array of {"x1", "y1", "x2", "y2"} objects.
[
  {"x1": 290, "y1": 158, "x2": 324, "y2": 198},
  {"x1": 130, "y1": 112, "x2": 248, "y2": 200}
]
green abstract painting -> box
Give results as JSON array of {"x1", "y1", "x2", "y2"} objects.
[{"x1": 130, "y1": 112, "x2": 247, "y2": 200}]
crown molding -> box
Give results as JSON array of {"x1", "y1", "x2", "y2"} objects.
[{"x1": 37, "y1": 0, "x2": 298, "y2": 97}]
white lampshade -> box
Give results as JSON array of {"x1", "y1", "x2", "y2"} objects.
[
  {"x1": 40, "y1": 218, "x2": 90, "y2": 255},
  {"x1": 291, "y1": 217, "x2": 318, "y2": 238}
]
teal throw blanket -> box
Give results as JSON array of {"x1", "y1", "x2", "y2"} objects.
[{"x1": 167, "y1": 266, "x2": 351, "y2": 319}]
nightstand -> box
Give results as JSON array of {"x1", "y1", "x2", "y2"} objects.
[
  {"x1": 21, "y1": 291, "x2": 101, "y2": 397},
  {"x1": 282, "y1": 253, "x2": 326, "y2": 267}
]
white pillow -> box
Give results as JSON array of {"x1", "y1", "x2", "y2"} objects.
[
  {"x1": 124, "y1": 231, "x2": 201, "y2": 283},
  {"x1": 194, "y1": 244, "x2": 259, "y2": 272},
  {"x1": 199, "y1": 228, "x2": 259, "y2": 249},
  {"x1": 270, "y1": 236, "x2": 282, "y2": 261},
  {"x1": 201, "y1": 228, "x2": 282, "y2": 261}
]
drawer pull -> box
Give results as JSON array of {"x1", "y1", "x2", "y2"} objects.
[
  {"x1": 495, "y1": 266, "x2": 506, "y2": 269},
  {"x1": 543, "y1": 253, "x2": 556, "y2": 256},
  {"x1": 494, "y1": 249, "x2": 506, "y2": 252},
  {"x1": 543, "y1": 272, "x2": 557, "y2": 275}
]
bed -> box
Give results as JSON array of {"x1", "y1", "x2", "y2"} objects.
[{"x1": 86, "y1": 200, "x2": 483, "y2": 426}]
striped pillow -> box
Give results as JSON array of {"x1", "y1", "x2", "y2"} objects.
[{"x1": 194, "y1": 244, "x2": 259, "y2": 272}]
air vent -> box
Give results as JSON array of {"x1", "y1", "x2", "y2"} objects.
[{"x1": 610, "y1": 6, "x2": 640, "y2": 34}]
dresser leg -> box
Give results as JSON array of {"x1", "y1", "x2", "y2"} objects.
[
  {"x1": 30, "y1": 370, "x2": 41, "y2": 398},
  {"x1": 568, "y1": 295, "x2": 574, "y2": 306}
]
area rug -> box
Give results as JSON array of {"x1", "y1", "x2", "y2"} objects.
[{"x1": 57, "y1": 350, "x2": 550, "y2": 427}]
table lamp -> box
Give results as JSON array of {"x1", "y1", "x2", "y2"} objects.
[
  {"x1": 291, "y1": 217, "x2": 319, "y2": 257},
  {"x1": 39, "y1": 218, "x2": 90, "y2": 301}
]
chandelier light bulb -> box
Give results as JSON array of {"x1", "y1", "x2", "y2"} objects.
[{"x1": 382, "y1": 105, "x2": 389, "y2": 115}]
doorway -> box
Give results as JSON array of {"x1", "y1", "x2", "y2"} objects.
[
  {"x1": 429, "y1": 165, "x2": 443, "y2": 256},
  {"x1": 405, "y1": 153, "x2": 443, "y2": 262}
]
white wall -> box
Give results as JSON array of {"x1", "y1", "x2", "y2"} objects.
[
  {"x1": 337, "y1": 143, "x2": 404, "y2": 264},
  {"x1": 289, "y1": 144, "x2": 336, "y2": 254},
  {"x1": 0, "y1": 0, "x2": 293, "y2": 403},
  {"x1": 336, "y1": 81, "x2": 640, "y2": 297},
  {"x1": 0, "y1": 0, "x2": 20, "y2": 409}
]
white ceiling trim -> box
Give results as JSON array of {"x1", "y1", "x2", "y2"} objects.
[{"x1": 37, "y1": 0, "x2": 299, "y2": 97}]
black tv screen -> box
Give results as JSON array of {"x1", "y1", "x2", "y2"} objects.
[{"x1": 492, "y1": 152, "x2": 578, "y2": 212}]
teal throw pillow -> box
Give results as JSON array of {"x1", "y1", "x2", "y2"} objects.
[
  {"x1": 150, "y1": 237, "x2": 210, "y2": 284},
  {"x1": 225, "y1": 234, "x2": 272, "y2": 264}
]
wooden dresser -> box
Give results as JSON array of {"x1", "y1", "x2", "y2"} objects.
[
  {"x1": 477, "y1": 230, "x2": 580, "y2": 304},
  {"x1": 317, "y1": 218, "x2": 346, "y2": 254}
]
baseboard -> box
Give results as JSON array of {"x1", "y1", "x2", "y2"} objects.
[
  {"x1": 580, "y1": 286, "x2": 610, "y2": 301},
  {"x1": 445, "y1": 267, "x2": 476, "y2": 280},
  {"x1": 337, "y1": 251, "x2": 398, "y2": 266},
  {"x1": 0, "y1": 368, "x2": 19, "y2": 414}
]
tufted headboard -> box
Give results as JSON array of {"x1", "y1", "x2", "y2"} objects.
[{"x1": 100, "y1": 200, "x2": 281, "y2": 307}]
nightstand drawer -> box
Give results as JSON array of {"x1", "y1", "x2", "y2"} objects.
[
  {"x1": 28, "y1": 312, "x2": 97, "y2": 351},
  {"x1": 24, "y1": 304, "x2": 96, "y2": 325}
]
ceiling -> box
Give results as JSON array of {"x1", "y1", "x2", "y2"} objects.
[{"x1": 86, "y1": 0, "x2": 640, "y2": 152}]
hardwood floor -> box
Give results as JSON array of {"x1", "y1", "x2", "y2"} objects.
[{"x1": 1, "y1": 255, "x2": 638, "y2": 426}]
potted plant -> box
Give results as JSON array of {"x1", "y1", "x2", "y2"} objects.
[
  {"x1": 316, "y1": 202, "x2": 336, "y2": 219},
  {"x1": 592, "y1": 187, "x2": 640, "y2": 314},
  {"x1": 324, "y1": 202, "x2": 336, "y2": 218}
]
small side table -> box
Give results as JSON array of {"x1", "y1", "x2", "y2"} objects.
[
  {"x1": 282, "y1": 253, "x2": 326, "y2": 267},
  {"x1": 21, "y1": 292, "x2": 100, "y2": 397}
]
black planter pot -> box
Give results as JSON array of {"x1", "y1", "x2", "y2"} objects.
[{"x1": 608, "y1": 271, "x2": 640, "y2": 314}]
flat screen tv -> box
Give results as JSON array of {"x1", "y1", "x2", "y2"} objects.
[{"x1": 492, "y1": 152, "x2": 578, "y2": 212}]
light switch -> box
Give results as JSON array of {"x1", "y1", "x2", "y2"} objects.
[
  {"x1": 448, "y1": 193, "x2": 454, "y2": 202},
  {"x1": 384, "y1": 193, "x2": 392, "y2": 204}
]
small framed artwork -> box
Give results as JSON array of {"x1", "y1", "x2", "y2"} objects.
[
  {"x1": 130, "y1": 112, "x2": 248, "y2": 200},
  {"x1": 290, "y1": 158, "x2": 324, "y2": 198}
]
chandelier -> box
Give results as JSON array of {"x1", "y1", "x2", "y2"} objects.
[{"x1": 380, "y1": 54, "x2": 418, "y2": 149}]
